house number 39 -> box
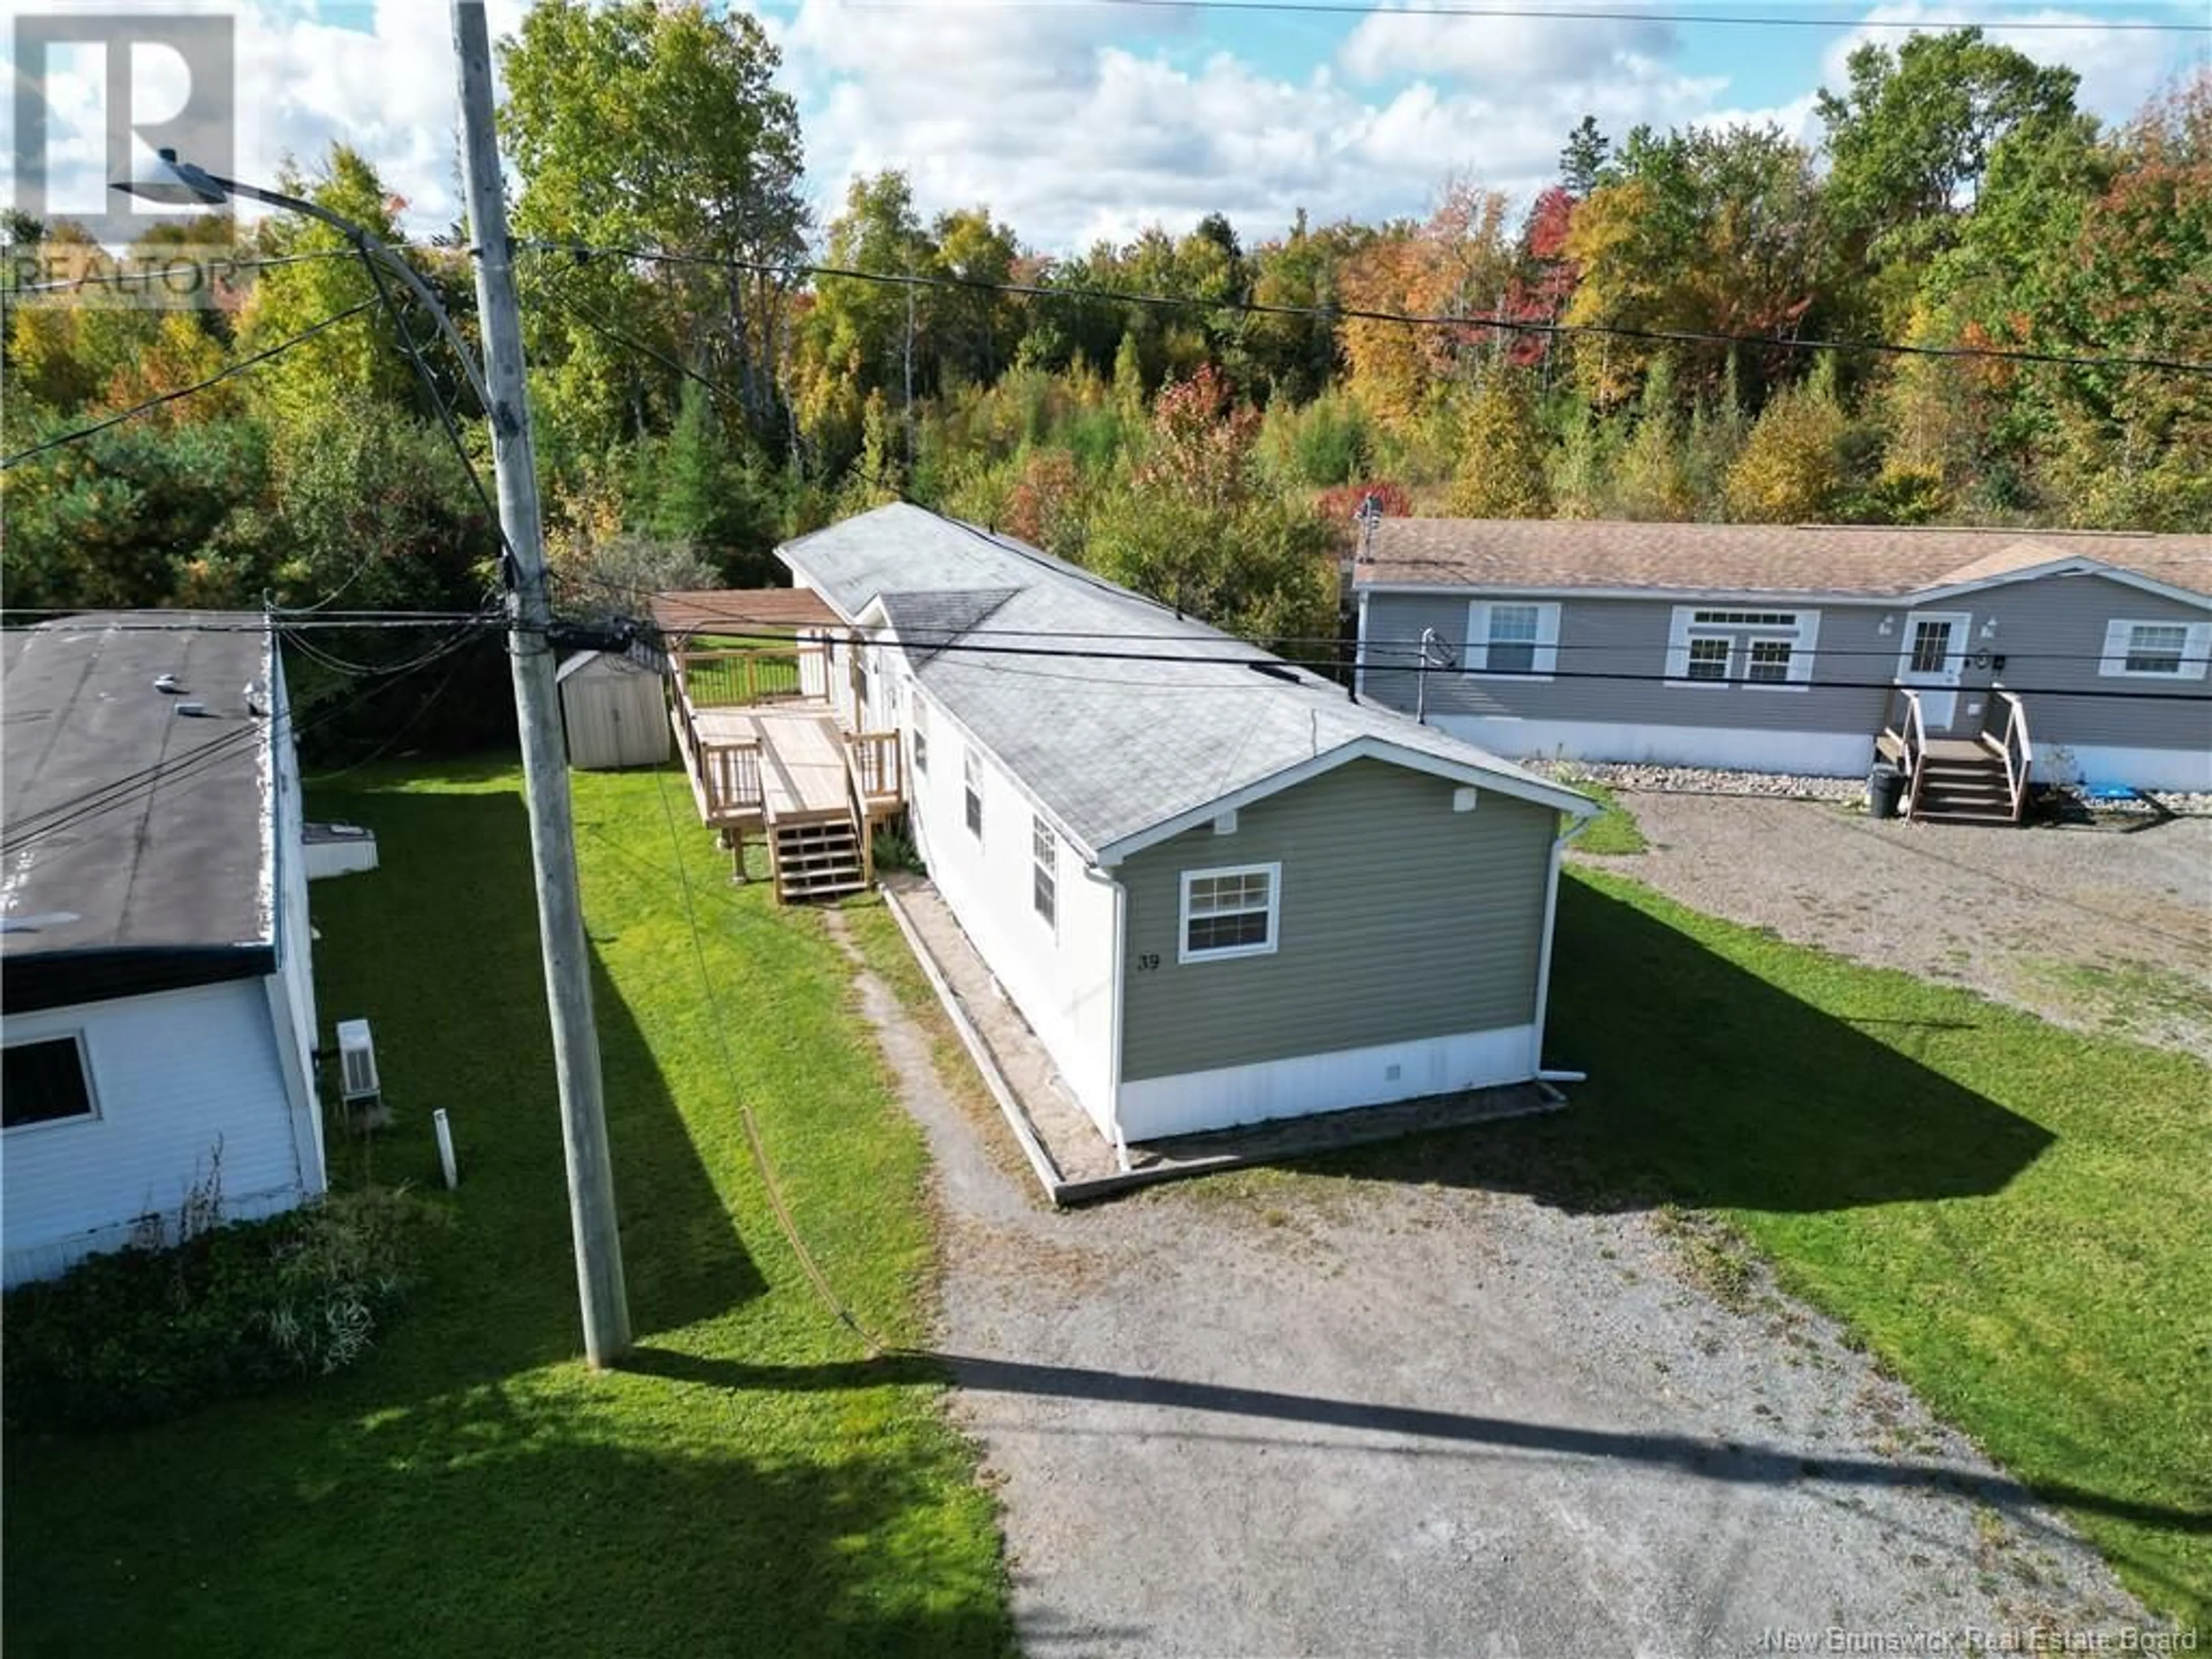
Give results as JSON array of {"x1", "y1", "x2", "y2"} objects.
[{"x1": 1136, "y1": 953, "x2": 1161, "y2": 972}]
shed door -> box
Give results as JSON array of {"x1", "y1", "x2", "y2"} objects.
[{"x1": 1897, "y1": 611, "x2": 1971, "y2": 731}]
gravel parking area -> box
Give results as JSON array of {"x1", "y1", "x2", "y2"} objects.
[
  {"x1": 1585, "y1": 792, "x2": 2212, "y2": 1062},
  {"x1": 831, "y1": 918, "x2": 2161, "y2": 1658}
]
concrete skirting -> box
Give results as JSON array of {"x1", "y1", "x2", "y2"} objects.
[{"x1": 878, "y1": 878, "x2": 1568, "y2": 1206}]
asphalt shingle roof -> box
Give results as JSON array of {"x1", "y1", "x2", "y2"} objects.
[
  {"x1": 1353, "y1": 518, "x2": 2212, "y2": 601},
  {"x1": 780, "y1": 504, "x2": 1588, "y2": 859}
]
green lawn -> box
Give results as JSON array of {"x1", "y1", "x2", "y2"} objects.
[
  {"x1": 1567, "y1": 779, "x2": 1648, "y2": 855},
  {"x1": 1330, "y1": 868, "x2": 2212, "y2": 1628},
  {"x1": 1, "y1": 760, "x2": 1011, "y2": 1657}
]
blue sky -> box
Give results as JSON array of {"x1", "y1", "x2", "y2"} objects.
[{"x1": 9, "y1": 0, "x2": 2207, "y2": 253}]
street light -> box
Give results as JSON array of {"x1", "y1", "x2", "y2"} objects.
[{"x1": 111, "y1": 7, "x2": 632, "y2": 1369}]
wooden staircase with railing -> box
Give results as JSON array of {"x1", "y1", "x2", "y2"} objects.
[
  {"x1": 1878, "y1": 685, "x2": 2033, "y2": 826},
  {"x1": 666, "y1": 641, "x2": 907, "y2": 902}
]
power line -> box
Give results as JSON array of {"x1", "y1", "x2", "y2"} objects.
[
  {"x1": 1, "y1": 619, "x2": 500, "y2": 851},
  {"x1": 904, "y1": 0, "x2": 2212, "y2": 33},
  {"x1": 524, "y1": 240, "x2": 2212, "y2": 380},
  {"x1": 0, "y1": 299, "x2": 380, "y2": 468},
  {"x1": 643, "y1": 600, "x2": 2211, "y2": 664}
]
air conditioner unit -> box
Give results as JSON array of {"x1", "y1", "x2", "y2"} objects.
[{"x1": 336, "y1": 1018, "x2": 381, "y2": 1115}]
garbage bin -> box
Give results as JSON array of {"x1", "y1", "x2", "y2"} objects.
[{"x1": 1868, "y1": 762, "x2": 1905, "y2": 820}]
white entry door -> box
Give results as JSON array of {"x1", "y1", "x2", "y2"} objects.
[{"x1": 1899, "y1": 610, "x2": 1972, "y2": 730}]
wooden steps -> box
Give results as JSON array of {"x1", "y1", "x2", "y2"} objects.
[
  {"x1": 769, "y1": 814, "x2": 867, "y2": 902},
  {"x1": 1911, "y1": 745, "x2": 2018, "y2": 825}
]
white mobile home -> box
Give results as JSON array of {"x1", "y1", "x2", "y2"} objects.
[
  {"x1": 1, "y1": 613, "x2": 328, "y2": 1286},
  {"x1": 773, "y1": 505, "x2": 1594, "y2": 1145}
]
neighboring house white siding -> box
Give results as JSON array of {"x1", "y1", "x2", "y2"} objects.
[
  {"x1": 2, "y1": 980, "x2": 312, "y2": 1286},
  {"x1": 900, "y1": 679, "x2": 1119, "y2": 1132}
]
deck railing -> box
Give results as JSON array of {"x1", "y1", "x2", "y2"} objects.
[
  {"x1": 703, "y1": 740, "x2": 764, "y2": 817},
  {"x1": 844, "y1": 730, "x2": 903, "y2": 807},
  {"x1": 674, "y1": 646, "x2": 821, "y2": 710},
  {"x1": 1881, "y1": 684, "x2": 1929, "y2": 819},
  {"x1": 1983, "y1": 688, "x2": 2033, "y2": 823}
]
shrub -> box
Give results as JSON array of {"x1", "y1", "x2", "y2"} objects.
[{"x1": 2, "y1": 1185, "x2": 438, "y2": 1433}]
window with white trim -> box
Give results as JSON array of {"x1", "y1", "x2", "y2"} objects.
[
  {"x1": 1178, "y1": 863, "x2": 1282, "y2": 963},
  {"x1": 2101, "y1": 619, "x2": 2209, "y2": 680},
  {"x1": 1666, "y1": 606, "x2": 1820, "y2": 688},
  {"x1": 1467, "y1": 600, "x2": 1560, "y2": 677},
  {"x1": 1032, "y1": 815, "x2": 1057, "y2": 928},
  {"x1": 911, "y1": 700, "x2": 929, "y2": 774},
  {"x1": 963, "y1": 747, "x2": 984, "y2": 838},
  {"x1": 3, "y1": 1035, "x2": 96, "y2": 1131}
]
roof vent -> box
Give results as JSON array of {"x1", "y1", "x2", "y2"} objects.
[
  {"x1": 175, "y1": 701, "x2": 209, "y2": 718},
  {"x1": 154, "y1": 673, "x2": 182, "y2": 694}
]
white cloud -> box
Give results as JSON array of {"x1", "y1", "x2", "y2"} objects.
[{"x1": 1338, "y1": 0, "x2": 1679, "y2": 88}]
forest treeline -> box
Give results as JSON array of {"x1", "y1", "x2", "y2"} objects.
[{"x1": 4, "y1": 0, "x2": 2208, "y2": 743}]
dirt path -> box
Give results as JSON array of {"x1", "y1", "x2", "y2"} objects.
[
  {"x1": 1588, "y1": 797, "x2": 2212, "y2": 1062},
  {"x1": 825, "y1": 910, "x2": 2156, "y2": 1658}
]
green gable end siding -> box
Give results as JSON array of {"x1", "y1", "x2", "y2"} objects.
[{"x1": 1117, "y1": 760, "x2": 1555, "y2": 1084}]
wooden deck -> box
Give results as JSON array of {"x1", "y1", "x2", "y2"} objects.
[
  {"x1": 664, "y1": 637, "x2": 906, "y2": 901},
  {"x1": 695, "y1": 701, "x2": 852, "y2": 824}
]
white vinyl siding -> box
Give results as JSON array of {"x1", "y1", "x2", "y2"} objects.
[
  {"x1": 1178, "y1": 863, "x2": 1282, "y2": 963},
  {"x1": 1665, "y1": 607, "x2": 1820, "y2": 690},
  {"x1": 2101, "y1": 619, "x2": 2210, "y2": 680},
  {"x1": 911, "y1": 699, "x2": 929, "y2": 774},
  {"x1": 1467, "y1": 601, "x2": 1559, "y2": 679},
  {"x1": 963, "y1": 747, "x2": 984, "y2": 838}
]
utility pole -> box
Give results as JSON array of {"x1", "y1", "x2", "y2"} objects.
[{"x1": 450, "y1": 0, "x2": 631, "y2": 1366}]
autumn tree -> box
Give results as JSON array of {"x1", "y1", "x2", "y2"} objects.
[
  {"x1": 1446, "y1": 373, "x2": 1553, "y2": 518},
  {"x1": 1724, "y1": 367, "x2": 1848, "y2": 522}
]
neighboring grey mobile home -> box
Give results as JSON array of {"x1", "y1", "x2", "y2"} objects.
[
  {"x1": 1, "y1": 615, "x2": 328, "y2": 1286},
  {"x1": 777, "y1": 505, "x2": 1596, "y2": 1146},
  {"x1": 1354, "y1": 521, "x2": 2212, "y2": 794}
]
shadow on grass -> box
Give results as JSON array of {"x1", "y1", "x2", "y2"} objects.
[
  {"x1": 1315, "y1": 877, "x2": 2055, "y2": 1215},
  {"x1": 623, "y1": 1346, "x2": 2212, "y2": 1541},
  {"x1": 305, "y1": 784, "x2": 764, "y2": 1387}
]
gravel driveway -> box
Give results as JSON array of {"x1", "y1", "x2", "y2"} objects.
[
  {"x1": 1586, "y1": 796, "x2": 2212, "y2": 1062},
  {"x1": 832, "y1": 922, "x2": 2160, "y2": 1658}
]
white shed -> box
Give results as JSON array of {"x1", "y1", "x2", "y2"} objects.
[{"x1": 558, "y1": 650, "x2": 669, "y2": 770}]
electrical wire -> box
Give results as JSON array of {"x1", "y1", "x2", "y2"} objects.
[
  {"x1": 2, "y1": 619, "x2": 499, "y2": 850},
  {"x1": 0, "y1": 299, "x2": 381, "y2": 468},
  {"x1": 894, "y1": 0, "x2": 2211, "y2": 33},
  {"x1": 522, "y1": 239, "x2": 2212, "y2": 380},
  {"x1": 646, "y1": 760, "x2": 891, "y2": 1354}
]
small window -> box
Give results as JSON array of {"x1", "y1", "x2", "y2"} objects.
[
  {"x1": 3, "y1": 1036, "x2": 96, "y2": 1131},
  {"x1": 2126, "y1": 623, "x2": 2188, "y2": 675},
  {"x1": 2101, "y1": 618, "x2": 2208, "y2": 680},
  {"x1": 1032, "y1": 815, "x2": 1057, "y2": 927},
  {"x1": 1746, "y1": 639, "x2": 1793, "y2": 684},
  {"x1": 1468, "y1": 601, "x2": 1559, "y2": 677},
  {"x1": 1179, "y1": 863, "x2": 1281, "y2": 963},
  {"x1": 1684, "y1": 638, "x2": 1732, "y2": 681},
  {"x1": 964, "y1": 748, "x2": 984, "y2": 839},
  {"x1": 912, "y1": 702, "x2": 929, "y2": 774}
]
